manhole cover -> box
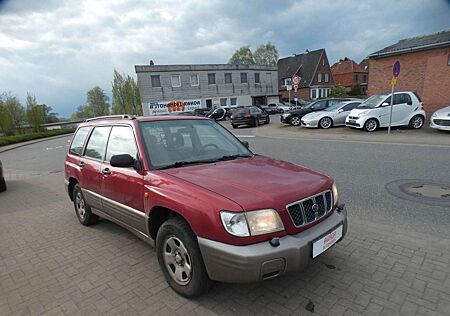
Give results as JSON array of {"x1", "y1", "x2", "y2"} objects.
[{"x1": 386, "y1": 180, "x2": 450, "y2": 207}]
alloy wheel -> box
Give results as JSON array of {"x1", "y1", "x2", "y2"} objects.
[
  {"x1": 365, "y1": 119, "x2": 377, "y2": 132},
  {"x1": 163, "y1": 236, "x2": 192, "y2": 286},
  {"x1": 291, "y1": 116, "x2": 301, "y2": 126},
  {"x1": 320, "y1": 117, "x2": 332, "y2": 129},
  {"x1": 411, "y1": 116, "x2": 424, "y2": 129},
  {"x1": 75, "y1": 192, "x2": 86, "y2": 220}
]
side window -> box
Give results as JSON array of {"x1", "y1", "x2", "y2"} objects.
[
  {"x1": 343, "y1": 102, "x2": 360, "y2": 111},
  {"x1": 69, "y1": 127, "x2": 90, "y2": 156},
  {"x1": 315, "y1": 101, "x2": 327, "y2": 109},
  {"x1": 106, "y1": 126, "x2": 138, "y2": 162},
  {"x1": 84, "y1": 126, "x2": 111, "y2": 160}
]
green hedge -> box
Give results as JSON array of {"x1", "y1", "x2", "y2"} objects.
[{"x1": 0, "y1": 128, "x2": 75, "y2": 147}]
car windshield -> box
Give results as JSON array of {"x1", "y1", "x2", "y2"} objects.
[
  {"x1": 358, "y1": 94, "x2": 388, "y2": 109},
  {"x1": 325, "y1": 102, "x2": 345, "y2": 111},
  {"x1": 140, "y1": 119, "x2": 253, "y2": 169},
  {"x1": 305, "y1": 100, "x2": 320, "y2": 109}
]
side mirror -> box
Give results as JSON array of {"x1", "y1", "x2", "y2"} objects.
[
  {"x1": 241, "y1": 141, "x2": 249, "y2": 149},
  {"x1": 310, "y1": 106, "x2": 315, "y2": 110},
  {"x1": 382, "y1": 102, "x2": 390, "y2": 107},
  {"x1": 110, "y1": 154, "x2": 135, "y2": 168}
]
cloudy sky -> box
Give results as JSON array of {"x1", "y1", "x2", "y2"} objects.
[{"x1": 0, "y1": 0, "x2": 449, "y2": 117}]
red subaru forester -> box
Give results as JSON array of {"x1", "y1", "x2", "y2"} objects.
[{"x1": 64, "y1": 115, "x2": 347, "y2": 297}]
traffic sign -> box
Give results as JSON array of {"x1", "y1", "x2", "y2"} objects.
[
  {"x1": 293, "y1": 92, "x2": 298, "y2": 98},
  {"x1": 391, "y1": 77, "x2": 397, "y2": 86},
  {"x1": 286, "y1": 84, "x2": 292, "y2": 91},
  {"x1": 292, "y1": 75, "x2": 301, "y2": 85},
  {"x1": 393, "y1": 61, "x2": 400, "y2": 78}
]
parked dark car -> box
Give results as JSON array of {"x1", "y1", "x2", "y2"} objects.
[
  {"x1": 193, "y1": 108, "x2": 211, "y2": 116},
  {"x1": 207, "y1": 107, "x2": 230, "y2": 121},
  {"x1": 0, "y1": 160, "x2": 6, "y2": 192},
  {"x1": 280, "y1": 98, "x2": 356, "y2": 126},
  {"x1": 257, "y1": 105, "x2": 279, "y2": 115},
  {"x1": 231, "y1": 106, "x2": 270, "y2": 128}
]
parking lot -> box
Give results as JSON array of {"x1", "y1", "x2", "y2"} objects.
[{"x1": 1, "y1": 121, "x2": 450, "y2": 316}]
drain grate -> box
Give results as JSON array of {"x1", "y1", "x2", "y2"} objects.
[{"x1": 386, "y1": 179, "x2": 450, "y2": 207}]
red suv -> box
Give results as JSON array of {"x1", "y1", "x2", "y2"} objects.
[{"x1": 64, "y1": 115, "x2": 347, "y2": 297}]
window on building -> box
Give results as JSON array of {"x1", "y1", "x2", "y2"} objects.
[
  {"x1": 317, "y1": 73, "x2": 322, "y2": 82},
  {"x1": 151, "y1": 75, "x2": 161, "y2": 87},
  {"x1": 322, "y1": 59, "x2": 325, "y2": 66},
  {"x1": 241, "y1": 73, "x2": 248, "y2": 83},
  {"x1": 354, "y1": 74, "x2": 359, "y2": 82},
  {"x1": 363, "y1": 74, "x2": 367, "y2": 83},
  {"x1": 190, "y1": 74, "x2": 199, "y2": 86},
  {"x1": 266, "y1": 73, "x2": 272, "y2": 84},
  {"x1": 254, "y1": 73, "x2": 260, "y2": 84},
  {"x1": 311, "y1": 89, "x2": 317, "y2": 99},
  {"x1": 220, "y1": 98, "x2": 227, "y2": 107},
  {"x1": 171, "y1": 75, "x2": 181, "y2": 87},
  {"x1": 230, "y1": 97, "x2": 237, "y2": 106},
  {"x1": 225, "y1": 73, "x2": 232, "y2": 84},
  {"x1": 448, "y1": 55, "x2": 450, "y2": 65},
  {"x1": 208, "y1": 73, "x2": 216, "y2": 84},
  {"x1": 324, "y1": 73, "x2": 329, "y2": 83}
]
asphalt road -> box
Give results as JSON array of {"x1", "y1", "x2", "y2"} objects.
[{"x1": 1, "y1": 122, "x2": 449, "y2": 238}]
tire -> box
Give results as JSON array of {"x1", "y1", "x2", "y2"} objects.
[
  {"x1": 409, "y1": 115, "x2": 424, "y2": 129},
  {"x1": 279, "y1": 109, "x2": 284, "y2": 113},
  {"x1": 290, "y1": 115, "x2": 301, "y2": 126},
  {"x1": 0, "y1": 178, "x2": 6, "y2": 192},
  {"x1": 319, "y1": 117, "x2": 333, "y2": 129},
  {"x1": 232, "y1": 124, "x2": 237, "y2": 129},
  {"x1": 265, "y1": 116, "x2": 270, "y2": 124},
  {"x1": 253, "y1": 118, "x2": 259, "y2": 127},
  {"x1": 73, "y1": 184, "x2": 99, "y2": 226},
  {"x1": 364, "y1": 118, "x2": 379, "y2": 132},
  {"x1": 156, "y1": 217, "x2": 212, "y2": 298}
]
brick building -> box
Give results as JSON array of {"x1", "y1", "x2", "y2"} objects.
[
  {"x1": 135, "y1": 64, "x2": 279, "y2": 116},
  {"x1": 331, "y1": 57, "x2": 368, "y2": 93},
  {"x1": 278, "y1": 49, "x2": 334, "y2": 101},
  {"x1": 368, "y1": 30, "x2": 450, "y2": 115}
]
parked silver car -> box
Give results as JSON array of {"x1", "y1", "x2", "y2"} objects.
[
  {"x1": 430, "y1": 105, "x2": 450, "y2": 131},
  {"x1": 301, "y1": 100, "x2": 363, "y2": 128}
]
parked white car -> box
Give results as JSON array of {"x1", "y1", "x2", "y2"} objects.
[
  {"x1": 345, "y1": 92, "x2": 426, "y2": 132},
  {"x1": 430, "y1": 105, "x2": 450, "y2": 131},
  {"x1": 268, "y1": 102, "x2": 291, "y2": 113},
  {"x1": 301, "y1": 100, "x2": 363, "y2": 128}
]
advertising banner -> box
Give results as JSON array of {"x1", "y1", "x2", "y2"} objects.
[{"x1": 148, "y1": 99, "x2": 201, "y2": 116}]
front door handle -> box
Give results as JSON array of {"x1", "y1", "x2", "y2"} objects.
[
  {"x1": 102, "y1": 168, "x2": 111, "y2": 175},
  {"x1": 78, "y1": 161, "x2": 85, "y2": 168}
]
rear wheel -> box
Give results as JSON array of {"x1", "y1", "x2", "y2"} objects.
[
  {"x1": 156, "y1": 217, "x2": 212, "y2": 298},
  {"x1": 73, "y1": 184, "x2": 99, "y2": 226},
  {"x1": 290, "y1": 115, "x2": 301, "y2": 126},
  {"x1": 409, "y1": 115, "x2": 424, "y2": 129},
  {"x1": 0, "y1": 178, "x2": 6, "y2": 192},
  {"x1": 253, "y1": 118, "x2": 259, "y2": 127},
  {"x1": 232, "y1": 124, "x2": 238, "y2": 129},
  {"x1": 265, "y1": 116, "x2": 270, "y2": 124},
  {"x1": 319, "y1": 117, "x2": 333, "y2": 129},
  {"x1": 364, "y1": 118, "x2": 378, "y2": 132}
]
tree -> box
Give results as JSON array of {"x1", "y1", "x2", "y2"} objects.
[
  {"x1": 253, "y1": 42, "x2": 278, "y2": 66},
  {"x1": 26, "y1": 93, "x2": 45, "y2": 132},
  {"x1": 86, "y1": 86, "x2": 110, "y2": 117},
  {"x1": 330, "y1": 85, "x2": 348, "y2": 98},
  {"x1": 71, "y1": 104, "x2": 93, "y2": 120},
  {"x1": 349, "y1": 84, "x2": 364, "y2": 96},
  {"x1": 111, "y1": 70, "x2": 142, "y2": 116},
  {"x1": 228, "y1": 46, "x2": 255, "y2": 65},
  {"x1": 0, "y1": 92, "x2": 25, "y2": 135},
  {"x1": 42, "y1": 104, "x2": 59, "y2": 123}
]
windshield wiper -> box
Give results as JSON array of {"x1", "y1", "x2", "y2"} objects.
[
  {"x1": 217, "y1": 154, "x2": 253, "y2": 161},
  {"x1": 157, "y1": 154, "x2": 253, "y2": 170}
]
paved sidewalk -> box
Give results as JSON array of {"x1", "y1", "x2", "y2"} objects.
[{"x1": 0, "y1": 171, "x2": 449, "y2": 315}]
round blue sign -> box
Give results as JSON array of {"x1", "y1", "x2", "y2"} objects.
[{"x1": 393, "y1": 61, "x2": 401, "y2": 77}]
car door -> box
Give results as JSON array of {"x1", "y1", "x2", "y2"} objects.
[
  {"x1": 392, "y1": 94, "x2": 412, "y2": 125},
  {"x1": 377, "y1": 96, "x2": 392, "y2": 126},
  {"x1": 335, "y1": 102, "x2": 361, "y2": 125},
  {"x1": 100, "y1": 125, "x2": 146, "y2": 233},
  {"x1": 81, "y1": 126, "x2": 112, "y2": 210}
]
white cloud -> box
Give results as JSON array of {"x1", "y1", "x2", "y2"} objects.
[{"x1": 0, "y1": 0, "x2": 449, "y2": 117}]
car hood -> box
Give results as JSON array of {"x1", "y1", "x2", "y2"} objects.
[
  {"x1": 433, "y1": 105, "x2": 450, "y2": 116},
  {"x1": 349, "y1": 108, "x2": 373, "y2": 116},
  {"x1": 302, "y1": 111, "x2": 332, "y2": 120},
  {"x1": 162, "y1": 155, "x2": 332, "y2": 211}
]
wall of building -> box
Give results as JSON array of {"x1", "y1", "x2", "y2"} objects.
[
  {"x1": 368, "y1": 47, "x2": 450, "y2": 115},
  {"x1": 280, "y1": 88, "x2": 309, "y2": 101},
  {"x1": 136, "y1": 64, "x2": 278, "y2": 115}
]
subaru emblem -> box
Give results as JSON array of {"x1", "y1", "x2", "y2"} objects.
[{"x1": 312, "y1": 203, "x2": 319, "y2": 212}]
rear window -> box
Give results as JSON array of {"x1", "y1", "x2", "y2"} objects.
[
  {"x1": 69, "y1": 127, "x2": 90, "y2": 156},
  {"x1": 234, "y1": 108, "x2": 250, "y2": 115}
]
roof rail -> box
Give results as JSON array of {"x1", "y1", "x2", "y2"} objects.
[{"x1": 85, "y1": 115, "x2": 135, "y2": 122}]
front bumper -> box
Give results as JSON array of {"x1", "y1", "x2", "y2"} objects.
[
  {"x1": 430, "y1": 118, "x2": 450, "y2": 131},
  {"x1": 301, "y1": 119, "x2": 319, "y2": 128},
  {"x1": 345, "y1": 118, "x2": 363, "y2": 128},
  {"x1": 198, "y1": 206, "x2": 347, "y2": 283},
  {"x1": 280, "y1": 115, "x2": 291, "y2": 123}
]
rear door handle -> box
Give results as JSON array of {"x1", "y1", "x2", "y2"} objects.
[
  {"x1": 78, "y1": 162, "x2": 85, "y2": 168},
  {"x1": 102, "y1": 168, "x2": 111, "y2": 175}
]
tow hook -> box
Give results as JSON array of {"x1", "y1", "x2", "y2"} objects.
[{"x1": 336, "y1": 203, "x2": 345, "y2": 213}]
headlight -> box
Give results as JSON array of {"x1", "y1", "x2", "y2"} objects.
[
  {"x1": 220, "y1": 209, "x2": 284, "y2": 237},
  {"x1": 358, "y1": 111, "x2": 368, "y2": 117},
  {"x1": 332, "y1": 182, "x2": 339, "y2": 207},
  {"x1": 281, "y1": 113, "x2": 290, "y2": 118}
]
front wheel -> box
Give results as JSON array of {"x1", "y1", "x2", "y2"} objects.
[
  {"x1": 156, "y1": 217, "x2": 212, "y2": 298},
  {"x1": 319, "y1": 117, "x2": 333, "y2": 129},
  {"x1": 364, "y1": 118, "x2": 378, "y2": 132},
  {"x1": 409, "y1": 115, "x2": 424, "y2": 129},
  {"x1": 290, "y1": 115, "x2": 301, "y2": 126},
  {"x1": 265, "y1": 116, "x2": 270, "y2": 124}
]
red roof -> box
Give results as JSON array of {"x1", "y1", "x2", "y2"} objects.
[{"x1": 331, "y1": 58, "x2": 367, "y2": 75}]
